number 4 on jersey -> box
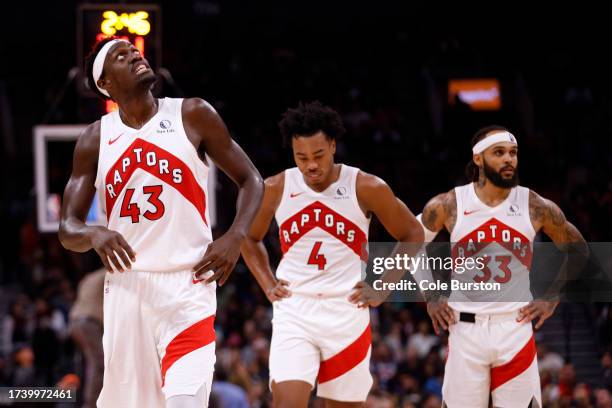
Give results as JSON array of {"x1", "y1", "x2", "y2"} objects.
[{"x1": 308, "y1": 241, "x2": 327, "y2": 270}]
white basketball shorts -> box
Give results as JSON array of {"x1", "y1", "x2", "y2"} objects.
[
  {"x1": 442, "y1": 309, "x2": 541, "y2": 408},
  {"x1": 97, "y1": 270, "x2": 216, "y2": 408},
  {"x1": 270, "y1": 294, "x2": 372, "y2": 402}
]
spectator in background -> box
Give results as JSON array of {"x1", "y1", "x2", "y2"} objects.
[
  {"x1": 2, "y1": 296, "x2": 34, "y2": 356},
  {"x1": 211, "y1": 367, "x2": 249, "y2": 408},
  {"x1": 371, "y1": 341, "x2": 398, "y2": 391},
  {"x1": 421, "y1": 393, "x2": 443, "y2": 408},
  {"x1": 573, "y1": 383, "x2": 593, "y2": 408},
  {"x1": 538, "y1": 343, "x2": 565, "y2": 377},
  {"x1": 69, "y1": 268, "x2": 105, "y2": 408},
  {"x1": 32, "y1": 297, "x2": 65, "y2": 384},
  {"x1": 545, "y1": 363, "x2": 578, "y2": 407},
  {"x1": 0, "y1": 356, "x2": 8, "y2": 386},
  {"x1": 594, "y1": 387, "x2": 612, "y2": 408},
  {"x1": 408, "y1": 321, "x2": 438, "y2": 359},
  {"x1": 11, "y1": 344, "x2": 36, "y2": 386},
  {"x1": 365, "y1": 390, "x2": 397, "y2": 408}
]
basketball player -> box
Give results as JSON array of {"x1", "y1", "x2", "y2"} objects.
[
  {"x1": 240, "y1": 101, "x2": 424, "y2": 407},
  {"x1": 417, "y1": 125, "x2": 587, "y2": 407},
  {"x1": 58, "y1": 38, "x2": 263, "y2": 408}
]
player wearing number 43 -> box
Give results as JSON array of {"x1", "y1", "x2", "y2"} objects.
[
  {"x1": 240, "y1": 101, "x2": 424, "y2": 408},
  {"x1": 58, "y1": 38, "x2": 263, "y2": 408},
  {"x1": 416, "y1": 125, "x2": 588, "y2": 408}
]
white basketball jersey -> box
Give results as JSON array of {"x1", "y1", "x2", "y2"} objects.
[
  {"x1": 275, "y1": 165, "x2": 370, "y2": 297},
  {"x1": 95, "y1": 98, "x2": 212, "y2": 272},
  {"x1": 449, "y1": 183, "x2": 536, "y2": 314}
]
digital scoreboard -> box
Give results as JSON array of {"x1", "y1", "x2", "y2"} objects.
[{"x1": 77, "y1": 4, "x2": 161, "y2": 112}]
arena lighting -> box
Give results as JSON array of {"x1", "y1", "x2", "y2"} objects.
[{"x1": 448, "y1": 78, "x2": 501, "y2": 111}]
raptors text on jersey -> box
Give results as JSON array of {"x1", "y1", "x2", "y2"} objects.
[
  {"x1": 275, "y1": 165, "x2": 370, "y2": 296},
  {"x1": 449, "y1": 183, "x2": 536, "y2": 313},
  {"x1": 95, "y1": 98, "x2": 212, "y2": 272}
]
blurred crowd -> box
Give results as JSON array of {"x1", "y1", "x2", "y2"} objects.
[{"x1": 2, "y1": 6, "x2": 612, "y2": 407}]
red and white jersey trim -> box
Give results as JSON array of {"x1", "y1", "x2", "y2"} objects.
[
  {"x1": 95, "y1": 98, "x2": 212, "y2": 272},
  {"x1": 449, "y1": 183, "x2": 535, "y2": 314},
  {"x1": 275, "y1": 165, "x2": 370, "y2": 297}
]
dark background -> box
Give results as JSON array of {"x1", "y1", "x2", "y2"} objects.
[{"x1": 1, "y1": 2, "x2": 612, "y2": 407}]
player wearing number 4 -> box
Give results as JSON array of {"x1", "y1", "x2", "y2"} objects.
[
  {"x1": 416, "y1": 125, "x2": 587, "y2": 408},
  {"x1": 241, "y1": 101, "x2": 423, "y2": 408},
  {"x1": 59, "y1": 38, "x2": 263, "y2": 407}
]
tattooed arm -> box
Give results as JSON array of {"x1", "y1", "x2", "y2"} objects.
[
  {"x1": 519, "y1": 191, "x2": 589, "y2": 329},
  {"x1": 421, "y1": 189, "x2": 457, "y2": 234},
  {"x1": 419, "y1": 189, "x2": 458, "y2": 334},
  {"x1": 529, "y1": 190, "x2": 586, "y2": 245}
]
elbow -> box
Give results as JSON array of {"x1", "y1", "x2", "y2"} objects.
[
  {"x1": 57, "y1": 219, "x2": 87, "y2": 252},
  {"x1": 238, "y1": 171, "x2": 264, "y2": 197},
  {"x1": 400, "y1": 226, "x2": 425, "y2": 244},
  {"x1": 58, "y1": 223, "x2": 69, "y2": 250},
  {"x1": 247, "y1": 174, "x2": 265, "y2": 207},
  {"x1": 253, "y1": 173, "x2": 265, "y2": 195}
]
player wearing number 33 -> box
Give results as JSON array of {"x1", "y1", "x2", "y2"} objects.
[
  {"x1": 241, "y1": 101, "x2": 423, "y2": 407},
  {"x1": 416, "y1": 125, "x2": 588, "y2": 408},
  {"x1": 58, "y1": 38, "x2": 263, "y2": 407}
]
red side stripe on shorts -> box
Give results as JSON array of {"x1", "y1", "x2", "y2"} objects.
[
  {"x1": 161, "y1": 315, "x2": 215, "y2": 386},
  {"x1": 318, "y1": 322, "x2": 371, "y2": 384},
  {"x1": 490, "y1": 334, "x2": 536, "y2": 391}
]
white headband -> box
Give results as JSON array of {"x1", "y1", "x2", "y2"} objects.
[
  {"x1": 92, "y1": 39, "x2": 128, "y2": 97},
  {"x1": 472, "y1": 131, "x2": 517, "y2": 154}
]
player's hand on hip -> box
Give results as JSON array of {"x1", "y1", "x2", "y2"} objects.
[
  {"x1": 517, "y1": 299, "x2": 559, "y2": 330},
  {"x1": 426, "y1": 296, "x2": 456, "y2": 335},
  {"x1": 193, "y1": 230, "x2": 243, "y2": 286},
  {"x1": 266, "y1": 279, "x2": 292, "y2": 303},
  {"x1": 89, "y1": 226, "x2": 136, "y2": 273},
  {"x1": 349, "y1": 281, "x2": 385, "y2": 308}
]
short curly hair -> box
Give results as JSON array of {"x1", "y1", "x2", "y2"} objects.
[
  {"x1": 84, "y1": 37, "x2": 116, "y2": 100},
  {"x1": 278, "y1": 101, "x2": 346, "y2": 146}
]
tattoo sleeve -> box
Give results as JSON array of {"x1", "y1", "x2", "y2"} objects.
[
  {"x1": 421, "y1": 203, "x2": 440, "y2": 232},
  {"x1": 444, "y1": 190, "x2": 457, "y2": 233},
  {"x1": 530, "y1": 190, "x2": 589, "y2": 300}
]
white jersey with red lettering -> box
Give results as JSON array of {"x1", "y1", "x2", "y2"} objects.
[
  {"x1": 275, "y1": 164, "x2": 370, "y2": 297},
  {"x1": 271, "y1": 164, "x2": 373, "y2": 402},
  {"x1": 94, "y1": 98, "x2": 216, "y2": 407},
  {"x1": 449, "y1": 182, "x2": 535, "y2": 314},
  {"x1": 95, "y1": 97, "x2": 212, "y2": 273}
]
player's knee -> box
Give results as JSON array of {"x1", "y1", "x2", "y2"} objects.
[
  {"x1": 273, "y1": 398, "x2": 306, "y2": 408},
  {"x1": 271, "y1": 381, "x2": 310, "y2": 408}
]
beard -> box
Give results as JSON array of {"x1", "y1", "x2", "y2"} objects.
[{"x1": 483, "y1": 160, "x2": 519, "y2": 188}]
